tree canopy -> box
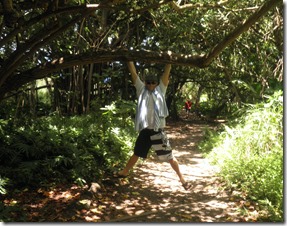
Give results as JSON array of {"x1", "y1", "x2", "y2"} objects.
[{"x1": 0, "y1": 0, "x2": 283, "y2": 101}]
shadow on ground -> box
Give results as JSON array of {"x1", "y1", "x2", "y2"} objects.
[
  {"x1": 89, "y1": 119, "x2": 241, "y2": 223},
  {"x1": 3, "y1": 118, "x2": 244, "y2": 222}
]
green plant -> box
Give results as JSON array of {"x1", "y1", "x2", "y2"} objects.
[
  {"x1": 0, "y1": 176, "x2": 9, "y2": 195},
  {"x1": 199, "y1": 90, "x2": 283, "y2": 221},
  {"x1": 0, "y1": 100, "x2": 136, "y2": 190}
]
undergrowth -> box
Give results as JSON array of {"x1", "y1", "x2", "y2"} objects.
[
  {"x1": 199, "y1": 91, "x2": 283, "y2": 222},
  {"x1": 0, "y1": 100, "x2": 136, "y2": 192}
]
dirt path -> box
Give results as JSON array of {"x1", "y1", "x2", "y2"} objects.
[
  {"x1": 5, "y1": 116, "x2": 247, "y2": 222},
  {"x1": 92, "y1": 118, "x2": 242, "y2": 223}
]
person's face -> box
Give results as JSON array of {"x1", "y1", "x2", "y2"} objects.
[{"x1": 145, "y1": 80, "x2": 158, "y2": 91}]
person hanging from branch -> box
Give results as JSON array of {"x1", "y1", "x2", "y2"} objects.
[{"x1": 113, "y1": 61, "x2": 192, "y2": 190}]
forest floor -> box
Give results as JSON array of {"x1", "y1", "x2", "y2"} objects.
[{"x1": 3, "y1": 112, "x2": 260, "y2": 223}]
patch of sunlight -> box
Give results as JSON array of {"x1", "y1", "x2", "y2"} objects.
[
  {"x1": 179, "y1": 160, "x2": 218, "y2": 178},
  {"x1": 112, "y1": 127, "x2": 120, "y2": 135},
  {"x1": 206, "y1": 200, "x2": 228, "y2": 209},
  {"x1": 85, "y1": 215, "x2": 101, "y2": 222}
]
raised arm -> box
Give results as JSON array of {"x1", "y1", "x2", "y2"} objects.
[
  {"x1": 127, "y1": 61, "x2": 138, "y2": 85},
  {"x1": 161, "y1": 64, "x2": 171, "y2": 87}
]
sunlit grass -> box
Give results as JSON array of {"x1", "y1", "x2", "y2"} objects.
[{"x1": 199, "y1": 91, "x2": 283, "y2": 222}]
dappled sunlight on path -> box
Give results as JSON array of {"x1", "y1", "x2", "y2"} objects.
[
  {"x1": 99, "y1": 119, "x2": 241, "y2": 222},
  {"x1": 1, "y1": 117, "x2": 258, "y2": 222}
]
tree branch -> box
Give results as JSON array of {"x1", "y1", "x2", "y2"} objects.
[
  {"x1": 1, "y1": 0, "x2": 19, "y2": 27},
  {"x1": 0, "y1": 0, "x2": 282, "y2": 100},
  {"x1": 170, "y1": 1, "x2": 227, "y2": 12},
  {"x1": 0, "y1": 49, "x2": 203, "y2": 98},
  {"x1": 0, "y1": 5, "x2": 94, "y2": 47},
  {"x1": 0, "y1": 13, "x2": 90, "y2": 88},
  {"x1": 202, "y1": 0, "x2": 282, "y2": 66}
]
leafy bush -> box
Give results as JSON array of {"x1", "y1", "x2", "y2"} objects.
[
  {"x1": 0, "y1": 176, "x2": 9, "y2": 195},
  {"x1": 0, "y1": 100, "x2": 136, "y2": 190},
  {"x1": 199, "y1": 91, "x2": 283, "y2": 222}
]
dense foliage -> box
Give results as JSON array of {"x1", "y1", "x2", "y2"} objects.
[
  {"x1": 0, "y1": 100, "x2": 136, "y2": 190},
  {"x1": 198, "y1": 91, "x2": 283, "y2": 221}
]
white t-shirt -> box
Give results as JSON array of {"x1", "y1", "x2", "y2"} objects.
[{"x1": 134, "y1": 77, "x2": 167, "y2": 129}]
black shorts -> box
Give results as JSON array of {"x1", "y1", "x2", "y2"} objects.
[{"x1": 134, "y1": 128, "x2": 174, "y2": 161}]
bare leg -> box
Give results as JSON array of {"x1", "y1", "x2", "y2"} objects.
[
  {"x1": 118, "y1": 154, "x2": 139, "y2": 176},
  {"x1": 169, "y1": 157, "x2": 186, "y2": 184}
]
